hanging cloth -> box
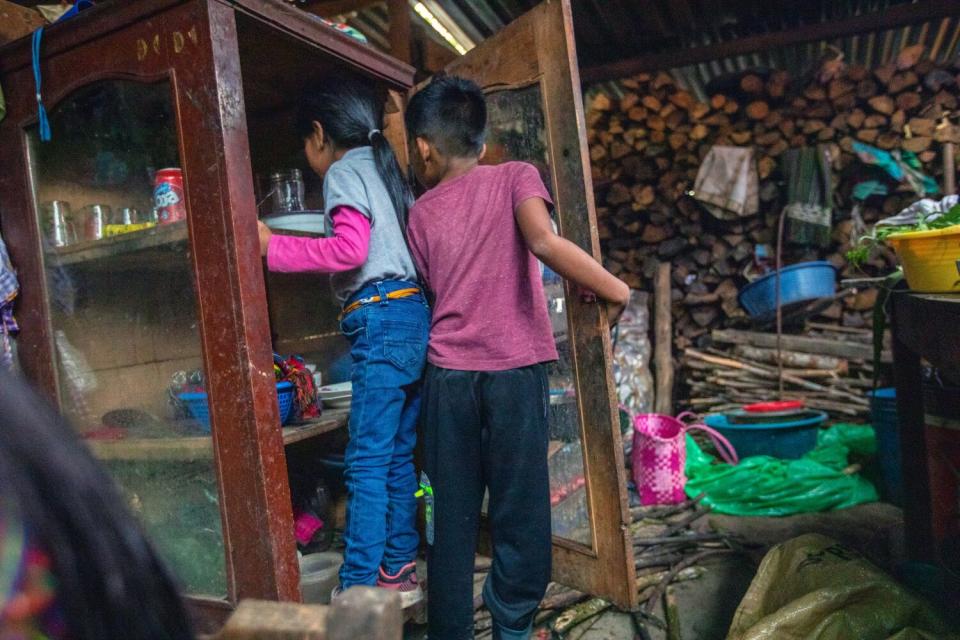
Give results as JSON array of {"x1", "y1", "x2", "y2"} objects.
[
  {"x1": 852, "y1": 141, "x2": 939, "y2": 197},
  {"x1": 782, "y1": 146, "x2": 834, "y2": 247},
  {"x1": 0, "y1": 236, "x2": 19, "y2": 371},
  {"x1": 691, "y1": 146, "x2": 759, "y2": 220}
]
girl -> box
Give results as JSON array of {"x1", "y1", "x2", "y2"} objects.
[
  {"x1": 0, "y1": 372, "x2": 194, "y2": 640},
  {"x1": 257, "y1": 76, "x2": 428, "y2": 605}
]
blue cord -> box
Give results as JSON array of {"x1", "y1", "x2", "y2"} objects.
[{"x1": 32, "y1": 28, "x2": 51, "y2": 142}]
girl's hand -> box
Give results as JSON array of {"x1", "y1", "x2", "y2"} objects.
[{"x1": 257, "y1": 221, "x2": 272, "y2": 256}]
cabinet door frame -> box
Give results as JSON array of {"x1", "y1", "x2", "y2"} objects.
[
  {"x1": 0, "y1": 1, "x2": 301, "y2": 622},
  {"x1": 416, "y1": 0, "x2": 637, "y2": 609}
]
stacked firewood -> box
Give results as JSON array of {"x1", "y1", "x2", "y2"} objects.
[
  {"x1": 588, "y1": 45, "x2": 957, "y2": 351},
  {"x1": 680, "y1": 324, "x2": 889, "y2": 420}
]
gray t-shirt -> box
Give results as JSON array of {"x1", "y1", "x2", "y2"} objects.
[{"x1": 323, "y1": 147, "x2": 418, "y2": 304}]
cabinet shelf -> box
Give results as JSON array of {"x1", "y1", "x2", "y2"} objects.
[
  {"x1": 51, "y1": 222, "x2": 189, "y2": 268},
  {"x1": 86, "y1": 409, "x2": 348, "y2": 461}
]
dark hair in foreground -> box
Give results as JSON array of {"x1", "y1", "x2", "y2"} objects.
[
  {"x1": 298, "y1": 74, "x2": 413, "y2": 227},
  {"x1": 405, "y1": 75, "x2": 487, "y2": 158},
  {"x1": 0, "y1": 373, "x2": 194, "y2": 640}
]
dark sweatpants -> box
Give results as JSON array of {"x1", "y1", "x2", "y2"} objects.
[{"x1": 422, "y1": 364, "x2": 552, "y2": 640}]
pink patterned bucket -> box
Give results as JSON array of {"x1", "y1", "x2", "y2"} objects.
[{"x1": 632, "y1": 411, "x2": 738, "y2": 506}]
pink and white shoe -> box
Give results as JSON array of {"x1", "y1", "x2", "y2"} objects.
[{"x1": 376, "y1": 562, "x2": 424, "y2": 608}]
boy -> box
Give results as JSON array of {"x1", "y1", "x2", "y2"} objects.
[{"x1": 405, "y1": 76, "x2": 630, "y2": 640}]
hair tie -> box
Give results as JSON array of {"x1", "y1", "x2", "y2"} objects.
[{"x1": 368, "y1": 128, "x2": 381, "y2": 141}]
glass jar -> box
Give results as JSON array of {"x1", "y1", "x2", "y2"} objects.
[{"x1": 268, "y1": 169, "x2": 305, "y2": 215}]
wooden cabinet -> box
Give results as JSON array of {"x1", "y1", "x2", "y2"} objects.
[{"x1": 0, "y1": 0, "x2": 635, "y2": 626}]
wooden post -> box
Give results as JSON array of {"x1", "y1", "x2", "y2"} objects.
[
  {"x1": 654, "y1": 262, "x2": 673, "y2": 415},
  {"x1": 935, "y1": 116, "x2": 960, "y2": 194},
  {"x1": 388, "y1": 0, "x2": 412, "y2": 64}
]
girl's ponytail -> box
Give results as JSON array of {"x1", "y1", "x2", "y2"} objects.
[{"x1": 368, "y1": 129, "x2": 413, "y2": 231}]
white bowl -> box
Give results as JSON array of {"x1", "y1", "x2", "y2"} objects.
[
  {"x1": 319, "y1": 382, "x2": 352, "y2": 395},
  {"x1": 262, "y1": 212, "x2": 326, "y2": 236},
  {"x1": 323, "y1": 397, "x2": 352, "y2": 409}
]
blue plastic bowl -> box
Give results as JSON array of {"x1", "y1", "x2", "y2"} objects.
[
  {"x1": 704, "y1": 411, "x2": 828, "y2": 459},
  {"x1": 738, "y1": 261, "x2": 837, "y2": 318},
  {"x1": 179, "y1": 381, "x2": 295, "y2": 433}
]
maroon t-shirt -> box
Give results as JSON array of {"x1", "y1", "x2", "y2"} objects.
[{"x1": 408, "y1": 162, "x2": 559, "y2": 371}]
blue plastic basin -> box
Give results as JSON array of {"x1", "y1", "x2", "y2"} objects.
[
  {"x1": 738, "y1": 261, "x2": 837, "y2": 318},
  {"x1": 704, "y1": 411, "x2": 828, "y2": 459}
]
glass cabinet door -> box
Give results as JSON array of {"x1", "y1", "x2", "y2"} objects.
[
  {"x1": 25, "y1": 79, "x2": 227, "y2": 598},
  {"x1": 436, "y1": 0, "x2": 637, "y2": 608}
]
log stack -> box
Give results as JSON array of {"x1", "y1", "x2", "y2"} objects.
[
  {"x1": 588, "y1": 49, "x2": 957, "y2": 353},
  {"x1": 679, "y1": 324, "x2": 890, "y2": 419}
]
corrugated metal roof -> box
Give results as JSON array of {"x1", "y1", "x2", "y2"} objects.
[{"x1": 319, "y1": 0, "x2": 960, "y2": 104}]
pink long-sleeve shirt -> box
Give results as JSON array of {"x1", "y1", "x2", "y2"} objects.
[{"x1": 266, "y1": 206, "x2": 371, "y2": 274}]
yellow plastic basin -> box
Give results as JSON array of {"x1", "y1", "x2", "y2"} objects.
[{"x1": 887, "y1": 225, "x2": 960, "y2": 293}]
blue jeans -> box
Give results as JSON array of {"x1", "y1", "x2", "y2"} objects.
[{"x1": 339, "y1": 280, "x2": 429, "y2": 587}]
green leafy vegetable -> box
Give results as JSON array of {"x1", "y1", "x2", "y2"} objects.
[{"x1": 846, "y1": 203, "x2": 960, "y2": 267}]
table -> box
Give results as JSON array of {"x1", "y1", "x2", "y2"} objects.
[{"x1": 890, "y1": 292, "x2": 960, "y2": 561}]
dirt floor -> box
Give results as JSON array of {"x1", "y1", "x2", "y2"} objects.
[{"x1": 404, "y1": 502, "x2": 908, "y2": 639}]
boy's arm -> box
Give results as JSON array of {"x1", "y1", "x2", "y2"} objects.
[{"x1": 516, "y1": 196, "x2": 630, "y2": 324}]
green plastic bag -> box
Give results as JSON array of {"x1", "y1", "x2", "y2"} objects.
[
  {"x1": 685, "y1": 424, "x2": 879, "y2": 516},
  {"x1": 727, "y1": 534, "x2": 957, "y2": 640}
]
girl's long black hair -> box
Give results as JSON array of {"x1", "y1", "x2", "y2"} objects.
[
  {"x1": 0, "y1": 373, "x2": 194, "y2": 640},
  {"x1": 297, "y1": 75, "x2": 413, "y2": 228}
]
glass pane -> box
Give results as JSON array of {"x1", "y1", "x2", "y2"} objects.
[
  {"x1": 485, "y1": 85, "x2": 592, "y2": 546},
  {"x1": 26, "y1": 80, "x2": 227, "y2": 597}
]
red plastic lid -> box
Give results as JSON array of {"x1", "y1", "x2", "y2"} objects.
[{"x1": 743, "y1": 400, "x2": 805, "y2": 413}]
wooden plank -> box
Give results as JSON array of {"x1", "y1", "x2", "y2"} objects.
[
  {"x1": 282, "y1": 410, "x2": 350, "y2": 445},
  {"x1": 86, "y1": 411, "x2": 349, "y2": 461},
  {"x1": 580, "y1": 0, "x2": 960, "y2": 83},
  {"x1": 387, "y1": 0, "x2": 411, "y2": 64},
  {"x1": 86, "y1": 435, "x2": 212, "y2": 462},
  {"x1": 53, "y1": 222, "x2": 188, "y2": 266},
  {"x1": 654, "y1": 262, "x2": 673, "y2": 415},
  {"x1": 711, "y1": 328, "x2": 892, "y2": 362}
]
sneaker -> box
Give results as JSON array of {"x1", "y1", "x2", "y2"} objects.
[{"x1": 376, "y1": 562, "x2": 424, "y2": 608}]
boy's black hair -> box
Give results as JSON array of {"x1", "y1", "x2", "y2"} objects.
[
  {"x1": 405, "y1": 75, "x2": 487, "y2": 158},
  {"x1": 298, "y1": 74, "x2": 413, "y2": 227}
]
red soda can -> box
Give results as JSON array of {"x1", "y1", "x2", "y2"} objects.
[{"x1": 153, "y1": 168, "x2": 187, "y2": 224}]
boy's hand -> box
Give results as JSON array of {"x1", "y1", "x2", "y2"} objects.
[{"x1": 257, "y1": 221, "x2": 272, "y2": 257}]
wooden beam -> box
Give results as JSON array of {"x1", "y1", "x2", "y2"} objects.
[
  {"x1": 711, "y1": 329, "x2": 893, "y2": 363},
  {"x1": 654, "y1": 263, "x2": 674, "y2": 415},
  {"x1": 388, "y1": 0, "x2": 411, "y2": 63},
  {"x1": 581, "y1": 0, "x2": 960, "y2": 83}
]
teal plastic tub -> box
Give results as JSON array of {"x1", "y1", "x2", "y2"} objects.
[
  {"x1": 704, "y1": 411, "x2": 828, "y2": 459},
  {"x1": 868, "y1": 388, "x2": 903, "y2": 506}
]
